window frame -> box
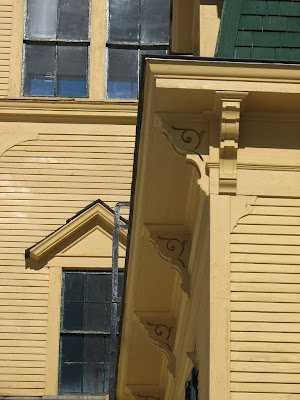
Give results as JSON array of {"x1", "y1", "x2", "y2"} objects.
[
  {"x1": 22, "y1": 0, "x2": 91, "y2": 98},
  {"x1": 105, "y1": 0, "x2": 171, "y2": 99},
  {"x1": 58, "y1": 269, "x2": 124, "y2": 395}
]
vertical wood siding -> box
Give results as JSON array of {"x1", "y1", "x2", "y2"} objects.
[
  {"x1": 0, "y1": 0, "x2": 12, "y2": 97},
  {"x1": 0, "y1": 125, "x2": 135, "y2": 395},
  {"x1": 230, "y1": 197, "x2": 300, "y2": 400}
]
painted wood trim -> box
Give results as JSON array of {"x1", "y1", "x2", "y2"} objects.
[
  {"x1": 210, "y1": 194, "x2": 231, "y2": 400},
  {"x1": 28, "y1": 202, "x2": 127, "y2": 261},
  {"x1": 8, "y1": 0, "x2": 24, "y2": 97},
  {"x1": 44, "y1": 266, "x2": 61, "y2": 395}
]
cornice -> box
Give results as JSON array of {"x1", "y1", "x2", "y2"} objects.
[
  {"x1": 0, "y1": 98, "x2": 138, "y2": 124},
  {"x1": 148, "y1": 58, "x2": 300, "y2": 86}
]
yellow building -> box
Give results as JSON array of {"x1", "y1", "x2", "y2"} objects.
[
  {"x1": 117, "y1": 1, "x2": 300, "y2": 400},
  {"x1": 0, "y1": 0, "x2": 300, "y2": 399}
]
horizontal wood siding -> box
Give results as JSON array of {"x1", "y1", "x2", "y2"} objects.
[
  {"x1": 0, "y1": 0, "x2": 12, "y2": 96},
  {"x1": 231, "y1": 197, "x2": 300, "y2": 398},
  {"x1": 0, "y1": 124, "x2": 135, "y2": 395}
]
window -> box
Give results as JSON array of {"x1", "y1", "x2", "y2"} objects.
[
  {"x1": 106, "y1": 0, "x2": 171, "y2": 99},
  {"x1": 185, "y1": 368, "x2": 198, "y2": 400},
  {"x1": 59, "y1": 270, "x2": 124, "y2": 394},
  {"x1": 23, "y1": 0, "x2": 90, "y2": 97}
]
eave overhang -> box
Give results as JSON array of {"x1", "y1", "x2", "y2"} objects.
[{"x1": 117, "y1": 57, "x2": 300, "y2": 399}]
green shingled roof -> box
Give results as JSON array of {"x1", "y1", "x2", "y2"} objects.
[{"x1": 215, "y1": 0, "x2": 300, "y2": 60}]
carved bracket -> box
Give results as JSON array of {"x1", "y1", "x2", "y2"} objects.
[
  {"x1": 137, "y1": 313, "x2": 176, "y2": 377},
  {"x1": 155, "y1": 115, "x2": 209, "y2": 194},
  {"x1": 145, "y1": 225, "x2": 191, "y2": 296},
  {"x1": 216, "y1": 91, "x2": 248, "y2": 195},
  {"x1": 127, "y1": 385, "x2": 163, "y2": 400}
]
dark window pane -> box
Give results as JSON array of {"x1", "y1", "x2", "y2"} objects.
[
  {"x1": 84, "y1": 335, "x2": 105, "y2": 362},
  {"x1": 118, "y1": 272, "x2": 124, "y2": 298},
  {"x1": 86, "y1": 273, "x2": 107, "y2": 302},
  {"x1": 103, "y1": 362, "x2": 109, "y2": 393},
  {"x1": 57, "y1": 46, "x2": 88, "y2": 98},
  {"x1": 83, "y1": 364, "x2": 105, "y2": 394},
  {"x1": 24, "y1": 44, "x2": 55, "y2": 96},
  {"x1": 63, "y1": 302, "x2": 84, "y2": 330},
  {"x1": 106, "y1": 302, "x2": 112, "y2": 332},
  {"x1": 60, "y1": 363, "x2": 82, "y2": 393},
  {"x1": 58, "y1": 0, "x2": 89, "y2": 40},
  {"x1": 61, "y1": 334, "x2": 83, "y2": 362},
  {"x1": 64, "y1": 272, "x2": 84, "y2": 302},
  {"x1": 141, "y1": 0, "x2": 170, "y2": 44},
  {"x1": 107, "y1": 48, "x2": 138, "y2": 99},
  {"x1": 109, "y1": 0, "x2": 139, "y2": 43},
  {"x1": 107, "y1": 274, "x2": 112, "y2": 302},
  {"x1": 85, "y1": 303, "x2": 106, "y2": 331},
  {"x1": 104, "y1": 335, "x2": 110, "y2": 361},
  {"x1": 27, "y1": 0, "x2": 58, "y2": 39}
]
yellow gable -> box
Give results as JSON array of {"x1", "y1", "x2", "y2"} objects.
[{"x1": 60, "y1": 226, "x2": 126, "y2": 257}]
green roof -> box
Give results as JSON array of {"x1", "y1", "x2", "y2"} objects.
[{"x1": 215, "y1": 0, "x2": 300, "y2": 60}]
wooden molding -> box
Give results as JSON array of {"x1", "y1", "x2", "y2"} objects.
[
  {"x1": 145, "y1": 224, "x2": 191, "y2": 296},
  {"x1": 0, "y1": 99, "x2": 137, "y2": 124},
  {"x1": 215, "y1": 91, "x2": 248, "y2": 195},
  {"x1": 137, "y1": 312, "x2": 176, "y2": 377},
  {"x1": 27, "y1": 201, "x2": 127, "y2": 262}
]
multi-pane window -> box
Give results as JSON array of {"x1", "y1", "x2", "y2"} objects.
[
  {"x1": 59, "y1": 270, "x2": 124, "y2": 394},
  {"x1": 185, "y1": 368, "x2": 199, "y2": 400},
  {"x1": 107, "y1": 0, "x2": 171, "y2": 99},
  {"x1": 23, "y1": 0, "x2": 90, "y2": 97}
]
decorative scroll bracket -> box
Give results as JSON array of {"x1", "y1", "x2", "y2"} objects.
[
  {"x1": 145, "y1": 225, "x2": 191, "y2": 296},
  {"x1": 216, "y1": 91, "x2": 248, "y2": 195},
  {"x1": 127, "y1": 385, "x2": 163, "y2": 400},
  {"x1": 137, "y1": 313, "x2": 176, "y2": 377},
  {"x1": 155, "y1": 115, "x2": 209, "y2": 194}
]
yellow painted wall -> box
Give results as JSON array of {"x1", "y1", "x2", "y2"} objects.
[
  {"x1": 0, "y1": 0, "x2": 12, "y2": 97},
  {"x1": 0, "y1": 116, "x2": 136, "y2": 396},
  {"x1": 0, "y1": 0, "x2": 137, "y2": 395}
]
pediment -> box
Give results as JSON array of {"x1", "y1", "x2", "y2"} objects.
[
  {"x1": 26, "y1": 199, "x2": 127, "y2": 262},
  {"x1": 60, "y1": 225, "x2": 126, "y2": 257}
]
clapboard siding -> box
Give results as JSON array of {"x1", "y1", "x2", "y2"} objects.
[
  {"x1": 231, "y1": 197, "x2": 300, "y2": 398},
  {"x1": 0, "y1": 0, "x2": 12, "y2": 96},
  {"x1": 0, "y1": 124, "x2": 135, "y2": 394}
]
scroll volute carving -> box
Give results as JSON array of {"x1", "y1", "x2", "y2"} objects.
[
  {"x1": 137, "y1": 313, "x2": 176, "y2": 377},
  {"x1": 154, "y1": 115, "x2": 210, "y2": 194},
  {"x1": 128, "y1": 385, "x2": 163, "y2": 400},
  {"x1": 154, "y1": 115, "x2": 208, "y2": 159},
  {"x1": 145, "y1": 225, "x2": 191, "y2": 296},
  {"x1": 216, "y1": 91, "x2": 248, "y2": 195}
]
